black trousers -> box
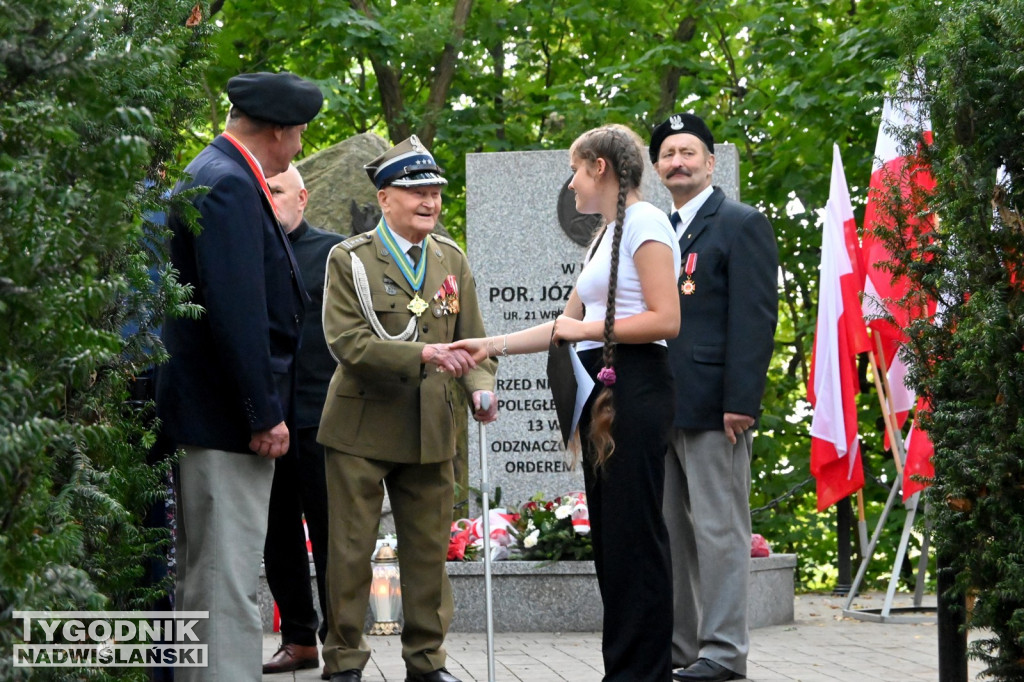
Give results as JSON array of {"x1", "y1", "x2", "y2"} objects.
[
  {"x1": 264, "y1": 426, "x2": 330, "y2": 646},
  {"x1": 578, "y1": 344, "x2": 674, "y2": 681}
]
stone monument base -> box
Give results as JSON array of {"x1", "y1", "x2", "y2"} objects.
[{"x1": 259, "y1": 554, "x2": 796, "y2": 634}]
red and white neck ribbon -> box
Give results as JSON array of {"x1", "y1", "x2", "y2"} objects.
[
  {"x1": 221, "y1": 131, "x2": 280, "y2": 221},
  {"x1": 684, "y1": 253, "x2": 698, "y2": 278}
]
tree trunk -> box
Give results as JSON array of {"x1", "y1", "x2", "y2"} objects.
[
  {"x1": 420, "y1": 0, "x2": 474, "y2": 148},
  {"x1": 351, "y1": 0, "x2": 473, "y2": 149},
  {"x1": 654, "y1": 15, "x2": 699, "y2": 122},
  {"x1": 350, "y1": 0, "x2": 410, "y2": 143}
]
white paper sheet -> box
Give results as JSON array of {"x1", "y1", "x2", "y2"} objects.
[{"x1": 569, "y1": 346, "x2": 595, "y2": 440}]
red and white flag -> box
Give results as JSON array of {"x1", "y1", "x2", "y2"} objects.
[
  {"x1": 902, "y1": 397, "x2": 935, "y2": 501},
  {"x1": 860, "y1": 73, "x2": 940, "y2": 502},
  {"x1": 861, "y1": 72, "x2": 937, "y2": 364},
  {"x1": 809, "y1": 145, "x2": 872, "y2": 511},
  {"x1": 883, "y1": 350, "x2": 916, "y2": 453}
]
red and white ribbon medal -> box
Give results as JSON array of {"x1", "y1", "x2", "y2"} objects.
[{"x1": 681, "y1": 253, "x2": 698, "y2": 295}]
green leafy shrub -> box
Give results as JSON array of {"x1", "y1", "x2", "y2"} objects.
[
  {"x1": 877, "y1": 1, "x2": 1024, "y2": 677},
  {"x1": 0, "y1": 1, "x2": 209, "y2": 678}
]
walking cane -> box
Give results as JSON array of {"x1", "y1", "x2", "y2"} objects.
[{"x1": 478, "y1": 392, "x2": 497, "y2": 682}]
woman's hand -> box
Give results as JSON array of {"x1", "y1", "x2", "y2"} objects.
[
  {"x1": 551, "y1": 315, "x2": 591, "y2": 345},
  {"x1": 421, "y1": 343, "x2": 476, "y2": 377},
  {"x1": 449, "y1": 337, "x2": 492, "y2": 363}
]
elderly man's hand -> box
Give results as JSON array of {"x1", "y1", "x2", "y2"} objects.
[
  {"x1": 723, "y1": 412, "x2": 755, "y2": 445},
  {"x1": 472, "y1": 390, "x2": 498, "y2": 423},
  {"x1": 250, "y1": 422, "x2": 290, "y2": 458},
  {"x1": 422, "y1": 343, "x2": 476, "y2": 377}
]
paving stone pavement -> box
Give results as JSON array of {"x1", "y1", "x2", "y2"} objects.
[{"x1": 263, "y1": 592, "x2": 986, "y2": 681}]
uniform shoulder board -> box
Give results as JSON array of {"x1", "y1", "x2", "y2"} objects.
[
  {"x1": 341, "y1": 232, "x2": 373, "y2": 251},
  {"x1": 432, "y1": 233, "x2": 462, "y2": 250}
]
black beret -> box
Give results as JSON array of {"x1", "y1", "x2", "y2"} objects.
[
  {"x1": 227, "y1": 72, "x2": 324, "y2": 126},
  {"x1": 648, "y1": 113, "x2": 715, "y2": 163}
]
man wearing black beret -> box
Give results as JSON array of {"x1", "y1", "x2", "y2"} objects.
[
  {"x1": 156, "y1": 71, "x2": 323, "y2": 681},
  {"x1": 649, "y1": 113, "x2": 778, "y2": 682}
]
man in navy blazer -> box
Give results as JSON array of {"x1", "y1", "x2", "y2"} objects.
[
  {"x1": 157, "y1": 71, "x2": 323, "y2": 682},
  {"x1": 649, "y1": 114, "x2": 778, "y2": 682}
]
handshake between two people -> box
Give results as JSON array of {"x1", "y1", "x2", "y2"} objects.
[
  {"x1": 420, "y1": 342, "x2": 498, "y2": 424},
  {"x1": 439, "y1": 316, "x2": 590, "y2": 428}
]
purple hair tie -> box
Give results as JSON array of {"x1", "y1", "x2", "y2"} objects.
[{"x1": 597, "y1": 366, "x2": 616, "y2": 386}]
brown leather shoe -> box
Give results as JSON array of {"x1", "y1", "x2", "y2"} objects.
[
  {"x1": 321, "y1": 664, "x2": 330, "y2": 680},
  {"x1": 262, "y1": 643, "x2": 319, "y2": 674}
]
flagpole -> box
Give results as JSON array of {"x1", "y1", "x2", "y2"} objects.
[
  {"x1": 847, "y1": 332, "x2": 932, "y2": 620},
  {"x1": 855, "y1": 489, "x2": 869, "y2": 556},
  {"x1": 843, "y1": 475, "x2": 903, "y2": 612},
  {"x1": 868, "y1": 346, "x2": 904, "y2": 477},
  {"x1": 873, "y1": 333, "x2": 909, "y2": 467}
]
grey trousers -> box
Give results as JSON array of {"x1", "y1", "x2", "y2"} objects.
[
  {"x1": 664, "y1": 428, "x2": 753, "y2": 676},
  {"x1": 174, "y1": 446, "x2": 275, "y2": 682}
]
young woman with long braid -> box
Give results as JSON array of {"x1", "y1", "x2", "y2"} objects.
[{"x1": 454, "y1": 124, "x2": 681, "y2": 680}]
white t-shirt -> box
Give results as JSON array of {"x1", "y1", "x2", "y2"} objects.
[{"x1": 574, "y1": 201, "x2": 682, "y2": 351}]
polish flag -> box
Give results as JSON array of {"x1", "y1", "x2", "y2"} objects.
[
  {"x1": 809, "y1": 145, "x2": 872, "y2": 511},
  {"x1": 883, "y1": 350, "x2": 917, "y2": 452},
  {"x1": 861, "y1": 73, "x2": 937, "y2": 363},
  {"x1": 902, "y1": 397, "x2": 935, "y2": 501}
]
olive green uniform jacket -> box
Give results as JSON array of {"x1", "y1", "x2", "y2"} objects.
[
  {"x1": 317, "y1": 229, "x2": 496, "y2": 673},
  {"x1": 317, "y1": 230, "x2": 496, "y2": 460}
]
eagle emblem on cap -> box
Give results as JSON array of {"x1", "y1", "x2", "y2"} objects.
[
  {"x1": 669, "y1": 114, "x2": 685, "y2": 130},
  {"x1": 410, "y1": 135, "x2": 426, "y2": 152}
]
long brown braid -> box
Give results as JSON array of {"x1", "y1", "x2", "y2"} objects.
[{"x1": 569, "y1": 124, "x2": 647, "y2": 467}]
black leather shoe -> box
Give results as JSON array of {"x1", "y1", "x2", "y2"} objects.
[
  {"x1": 672, "y1": 658, "x2": 743, "y2": 681},
  {"x1": 405, "y1": 667, "x2": 462, "y2": 682},
  {"x1": 329, "y1": 670, "x2": 362, "y2": 682}
]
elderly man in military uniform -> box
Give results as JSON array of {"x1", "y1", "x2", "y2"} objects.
[{"x1": 318, "y1": 136, "x2": 498, "y2": 682}]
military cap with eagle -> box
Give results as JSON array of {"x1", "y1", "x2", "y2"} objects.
[
  {"x1": 364, "y1": 135, "x2": 448, "y2": 189},
  {"x1": 648, "y1": 112, "x2": 716, "y2": 163}
]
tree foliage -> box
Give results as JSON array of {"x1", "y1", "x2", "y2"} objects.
[
  {"x1": 0, "y1": 1, "x2": 210, "y2": 677},
  {"x1": 879, "y1": 0, "x2": 1024, "y2": 676}
]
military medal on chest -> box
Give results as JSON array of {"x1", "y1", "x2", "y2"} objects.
[
  {"x1": 681, "y1": 252, "x2": 698, "y2": 295},
  {"x1": 431, "y1": 274, "x2": 460, "y2": 317},
  {"x1": 407, "y1": 294, "x2": 429, "y2": 317}
]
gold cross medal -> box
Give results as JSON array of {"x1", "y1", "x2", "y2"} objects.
[
  {"x1": 680, "y1": 253, "x2": 698, "y2": 296},
  {"x1": 374, "y1": 222, "x2": 432, "y2": 317},
  {"x1": 407, "y1": 293, "x2": 429, "y2": 317}
]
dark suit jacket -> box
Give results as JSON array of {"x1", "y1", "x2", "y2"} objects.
[
  {"x1": 157, "y1": 135, "x2": 308, "y2": 453},
  {"x1": 288, "y1": 219, "x2": 346, "y2": 429},
  {"x1": 668, "y1": 186, "x2": 778, "y2": 431}
]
